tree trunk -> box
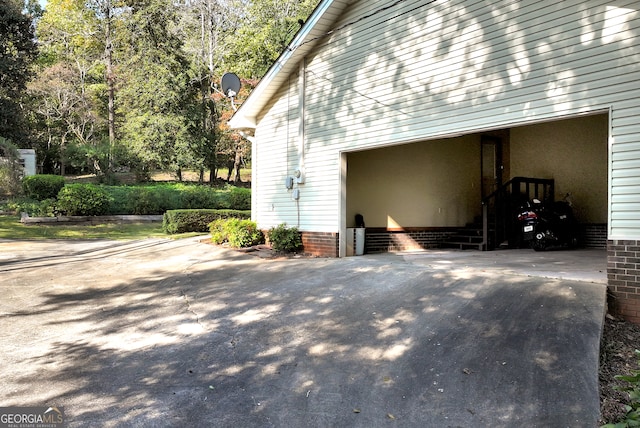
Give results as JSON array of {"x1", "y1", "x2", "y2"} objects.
[
  {"x1": 209, "y1": 167, "x2": 215, "y2": 185},
  {"x1": 233, "y1": 148, "x2": 242, "y2": 183},
  {"x1": 105, "y1": 0, "x2": 116, "y2": 171}
]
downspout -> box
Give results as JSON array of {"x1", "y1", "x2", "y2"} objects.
[{"x1": 296, "y1": 59, "x2": 306, "y2": 184}]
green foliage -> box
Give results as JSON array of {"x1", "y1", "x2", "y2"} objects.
[
  {"x1": 22, "y1": 174, "x2": 66, "y2": 200},
  {"x1": 0, "y1": 137, "x2": 23, "y2": 196},
  {"x1": 179, "y1": 184, "x2": 222, "y2": 209},
  {"x1": 56, "y1": 183, "x2": 112, "y2": 216},
  {"x1": 103, "y1": 184, "x2": 243, "y2": 215},
  {"x1": 209, "y1": 218, "x2": 263, "y2": 248},
  {"x1": 225, "y1": 0, "x2": 318, "y2": 78},
  {"x1": 267, "y1": 223, "x2": 302, "y2": 253},
  {"x1": 4, "y1": 198, "x2": 57, "y2": 217},
  {"x1": 0, "y1": 0, "x2": 37, "y2": 143},
  {"x1": 223, "y1": 186, "x2": 251, "y2": 210},
  {"x1": 105, "y1": 186, "x2": 178, "y2": 215},
  {"x1": 163, "y1": 209, "x2": 250, "y2": 234},
  {"x1": 14, "y1": 182, "x2": 250, "y2": 216},
  {"x1": 603, "y1": 350, "x2": 640, "y2": 428}
]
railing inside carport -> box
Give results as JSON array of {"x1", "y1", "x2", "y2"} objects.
[{"x1": 481, "y1": 177, "x2": 555, "y2": 251}]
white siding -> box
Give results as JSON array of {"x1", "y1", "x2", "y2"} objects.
[
  {"x1": 253, "y1": 74, "x2": 302, "y2": 230},
  {"x1": 254, "y1": 0, "x2": 640, "y2": 237}
]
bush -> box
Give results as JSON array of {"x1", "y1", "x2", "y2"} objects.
[
  {"x1": 4, "y1": 198, "x2": 57, "y2": 216},
  {"x1": 226, "y1": 187, "x2": 251, "y2": 210},
  {"x1": 604, "y1": 349, "x2": 640, "y2": 428},
  {"x1": 162, "y1": 209, "x2": 250, "y2": 234},
  {"x1": 209, "y1": 218, "x2": 263, "y2": 248},
  {"x1": 180, "y1": 184, "x2": 221, "y2": 209},
  {"x1": 267, "y1": 223, "x2": 302, "y2": 253},
  {"x1": 103, "y1": 184, "x2": 232, "y2": 215},
  {"x1": 56, "y1": 184, "x2": 112, "y2": 216},
  {"x1": 22, "y1": 175, "x2": 65, "y2": 201}
]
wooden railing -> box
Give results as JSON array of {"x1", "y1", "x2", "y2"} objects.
[{"x1": 481, "y1": 177, "x2": 555, "y2": 250}]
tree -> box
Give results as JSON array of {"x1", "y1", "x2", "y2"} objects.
[
  {"x1": 0, "y1": 0, "x2": 38, "y2": 144},
  {"x1": 33, "y1": 0, "x2": 106, "y2": 174},
  {"x1": 23, "y1": 0, "x2": 322, "y2": 180},
  {"x1": 28, "y1": 63, "x2": 104, "y2": 175},
  {"x1": 117, "y1": 0, "x2": 196, "y2": 179},
  {"x1": 0, "y1": 137, "x2": 23, "y2": 195},
  {"x1": 225, "y1": 0, "x2": 317, "y2": 78}
]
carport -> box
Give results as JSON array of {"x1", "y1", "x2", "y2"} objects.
[{"x1": 343, "y1": 112, "x2": 608, "y2": 255}]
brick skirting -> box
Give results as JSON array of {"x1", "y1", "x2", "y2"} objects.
[
  {"x1": 608, "y1": 240, "x2": 640, "y2": 324},
  {"x1": 365, "y1": 228, "x2": 456, "y2": 253},
  {"x1": 581, "y1": 223, "x2": 607, "y2": 249},
  {"x1": 301, "y1": 231, "x2": 339, "y2": 257}
]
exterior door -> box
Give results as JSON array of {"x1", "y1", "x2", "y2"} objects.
[{"x1": 481, "y1": 136, "x2": 503, "y2": 200}]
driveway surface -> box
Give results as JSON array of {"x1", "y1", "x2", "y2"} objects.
[{"x1": 0, "y1": 238, "x2": 606, "y2": 427}]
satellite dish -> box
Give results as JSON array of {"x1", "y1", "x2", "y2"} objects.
[{"x1": 221, "y1": 72, "x2": 241, "y2": 98}]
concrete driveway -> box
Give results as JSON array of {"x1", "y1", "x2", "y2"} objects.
[{"x1": 0, "y1": 238, "x2": 606, "y2": 427}]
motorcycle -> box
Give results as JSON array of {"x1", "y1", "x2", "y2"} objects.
[{"x1": 517, "y1": 196, "x2": 579, "y2": 251}]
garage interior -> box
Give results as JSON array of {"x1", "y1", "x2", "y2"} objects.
[{"x1": 345, "y1": 112, "x2": 609, "y2": 254}]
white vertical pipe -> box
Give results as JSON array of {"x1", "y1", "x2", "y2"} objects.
[{"x1": 297, "y1": 59, "x2": 306, "y2": 183}]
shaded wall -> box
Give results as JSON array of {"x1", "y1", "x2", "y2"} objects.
[
  {"x1": 346, "y1": 135, "x2": 480, "y2": 228},
  {"x1": 510, "y1": 113, "x2": 608, "y2": 223}
]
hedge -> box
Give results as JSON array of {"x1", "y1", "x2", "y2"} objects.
[
  {"x1": 162, "y1": 209, "x2": 251, "y2": 234},
  {"x1": 22, "y1": 175, "x2": 66, "y2": 200},
  {"x1": 103, "y1": 184, "x2": 248, "y2": 215},
  {"x1": 57, "y1": 184, "x2": 112, "y2": 216}
]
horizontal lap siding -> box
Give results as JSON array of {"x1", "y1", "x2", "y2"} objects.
[
  {"x1": 295, "y1": 0, "x2": 640, "y2": 235},
  {"x1": 254, "y1": 78, "x2": 301, "y2": 230}
]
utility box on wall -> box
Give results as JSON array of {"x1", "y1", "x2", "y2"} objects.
[{"x1": 346, "y1": 227, "x2": 365, "y2": 256}]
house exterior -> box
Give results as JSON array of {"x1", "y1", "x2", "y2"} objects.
[{"x1": 229, "y1": 1, "x2": 640, "y2": 321}]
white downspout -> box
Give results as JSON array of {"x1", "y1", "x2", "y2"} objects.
[{"x1": 296, "y1": 59, "x2": 306, "y2": 184}]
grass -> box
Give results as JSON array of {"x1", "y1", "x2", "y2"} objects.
[
  {"x1": 0, "y1": 215, "x2": 202, "y2": 240},
  {"x1": 65, "y1": 168, "x2": 252, "y2": 185}
]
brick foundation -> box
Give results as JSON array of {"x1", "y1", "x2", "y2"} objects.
[
  {"x1": 365, "y1": 227, "x2": 455, "y2": 253},
  {"x1": 301, "y1": 231, "x2": 339, "y2": 257},
  {"x1": 581, "y1": 223, "x2": 607, "y2": 249},
  {"x1": 608, "y1": 239, "x2": 640, "y2": 324}
]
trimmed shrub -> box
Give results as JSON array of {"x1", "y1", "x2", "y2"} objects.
[
  {"x1": 267, "y1": 223, "x2": 302, "y2": 253},
  {"x1": 226, "y1": 187, "x2": 251, "y2": 210},
  {"x1": 180, "y1": 184, "x2": 221, "y2": 209},
  {"x1": 209, "y1": 218, "x2": 263, "y2": 248},
  {"x1": 56, "y1": 184, "x2": 112, "y2": 216},
  {"x1": 22, "y1": 175, "x2": 65, "y2": 201},
  {"x1": 103, "y1": 184, "x2": 228, "y2": 215},
  {"x1": 163, "y1": 209, "x2": 250, "y2": 234}
]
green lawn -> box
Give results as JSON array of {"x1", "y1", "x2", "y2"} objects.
[{"x1": 0, "y1": 215, "x2": 200, "y2": 240}]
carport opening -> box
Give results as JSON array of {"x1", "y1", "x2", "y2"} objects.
[{"x1": 345, "y1": 112, "x2": 608, "y2": 254}]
